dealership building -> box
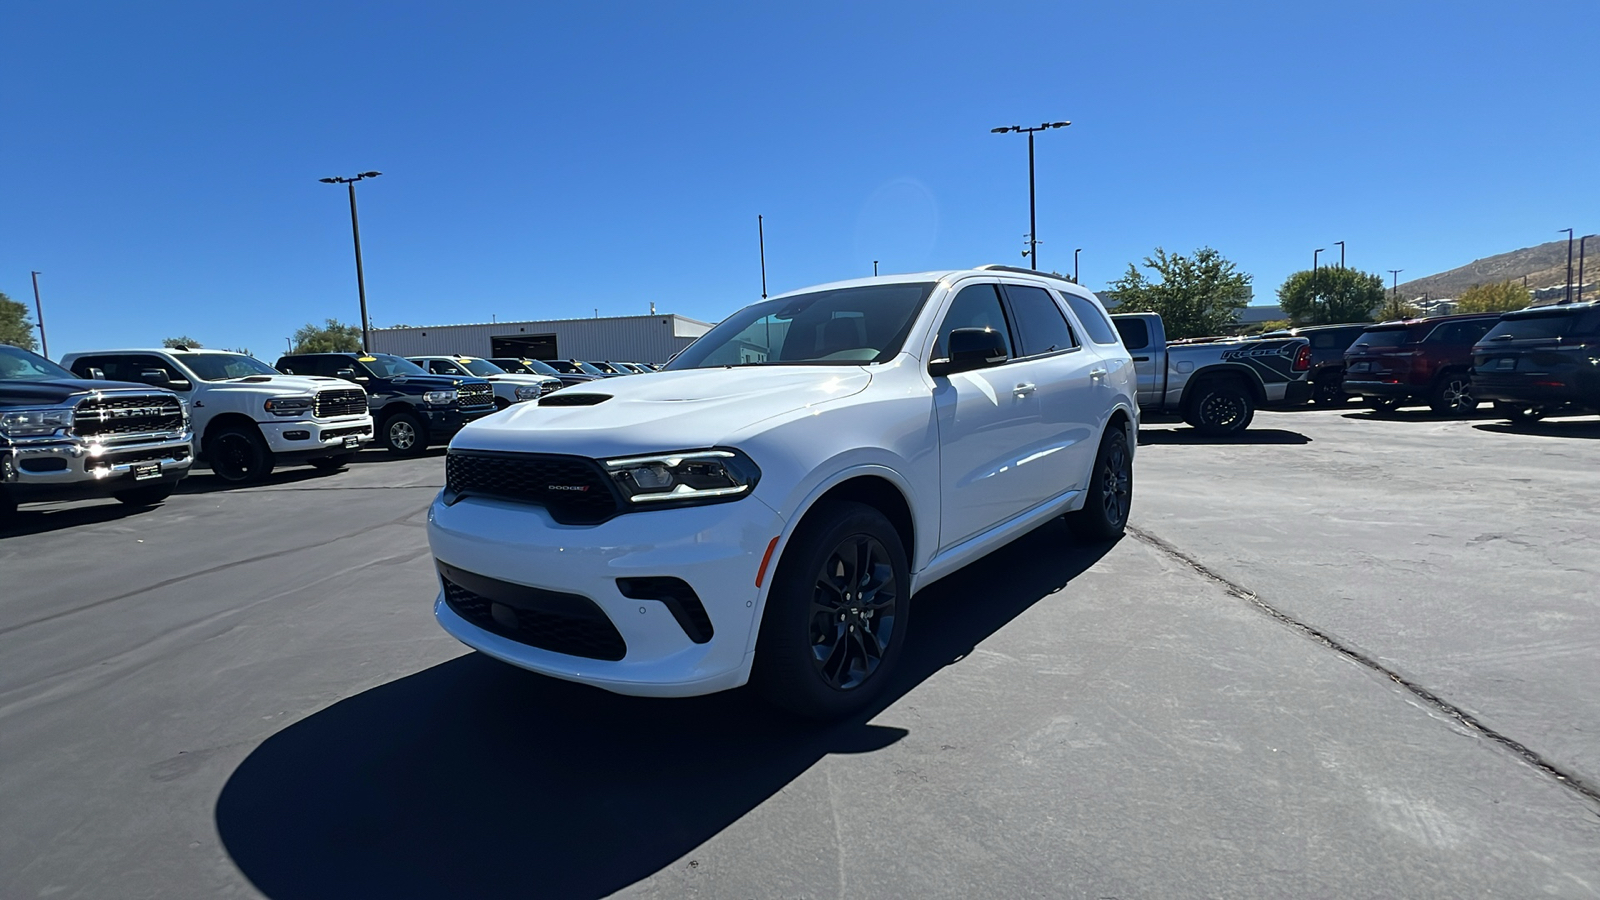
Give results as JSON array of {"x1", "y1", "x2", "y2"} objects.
[{"x1": 368, "y1": 313, "x2": 715, "y2": 364}]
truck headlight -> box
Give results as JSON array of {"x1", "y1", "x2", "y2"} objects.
[
  {"x1": 263, "y1": 397, "x2": 314, "y2": 416},
  {"x1": 423, "y1": 390, "x2": 458, "y2": 406},
  {"x1": 513, "y1": 384, "x2": 542, "y2": 401},
  {"x1": 0, "y1": 407, "x2": 74, "y2": 437},
  {"x1": 602, "y1": 449, "x2": 760, "y2": 505}
]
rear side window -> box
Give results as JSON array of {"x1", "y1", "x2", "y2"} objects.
[
  {"x1": 1113, "y1": 318, "x2": 1151, "y2": 350},
  {"x1": 1425, "y1": 320, "x2": 1496, "y2": 344},
  {"x1": 1481, "y1": 314, "x2": 1576, "y2": 341},
  {"x1": 934, "y1": 284, "x2": 1013, "y2": 360},
  {"x1": 1060, "y1": 292, "x2": 1120, "y2": 344},
  {"x1": 1350, "y1": 328, "x2": 1413, "y2": 349},
  {"x1": 1002, "y1": 284, "x2": 1078, "y2": 357},
  {"x1": 69, "y1": 354, "x2": 178, "y2": 384}
]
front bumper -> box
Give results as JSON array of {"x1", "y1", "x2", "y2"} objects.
[
  {"x1": 2, "y1": 433, "x2": 194, "y2": 501},
  {"x1": 422, "y1": 406, "x2": 496, "y2": 444},
  {"x1": 259, "y1": 416, "x2": 375, "y2": 455},
  {"x1": 427, "y1": 491, "x2": 785, "y2": 697}
]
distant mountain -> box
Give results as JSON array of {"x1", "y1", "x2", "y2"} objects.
[{"x1": 1396, "y1": 238, "x2": 1597, "y2": 302}]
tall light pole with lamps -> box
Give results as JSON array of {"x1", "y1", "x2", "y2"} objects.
[
  {"x1": 29, "y1": 271, "x2": 47, "y2": 359},
  {"x1": 319, "y1": 171, "x2": 383, "y2": 351},
  {"x1": 1388, "y1": 269, "x2": 1403, "y2": 314},
  {"x1": 1074, "y1": 248, "x2": 1081, "y2": 283},
  {"x1": 1334, "y1": 240, "x2": 1345, "y2": 268},
  {"x1": 1560, "y1": 228, "x2": 1574, "y2": 304},
  {"x1": 991, "y1": 121, "x2": 1070, "y2": 271}
]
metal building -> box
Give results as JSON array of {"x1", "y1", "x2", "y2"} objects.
[{"x1": 368, "y1": 313, "x2": 715, "y2": 364}]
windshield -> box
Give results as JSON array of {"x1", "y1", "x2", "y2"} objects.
[
  {"x1": 1348, "y1": 328, "x2": 1413, "y2": 349},
  {"x1": 361, "y1": 354, "x2": 427, "y2": 378},
  {"x1": 592, "y1": 362, "x2": 623, "y2": 374},
  {"x1": 0, "y1": 344, "x2": 77, "y2": 381},
  {"x1": 666, "y1": 283, "x2": 935, "y2": 370},
  {"x1": 181, "y1": 353, "x2": 281, "y2": 381},
  {"x1": 1480, "y1": 314, "x2": 1574, "y2": 342},
  {"x1": 575, "y1": 361, "x2": 608, "y2": 376},
  {"x1": 458, "y1": 359, "x2": 508, "y2": 377}
]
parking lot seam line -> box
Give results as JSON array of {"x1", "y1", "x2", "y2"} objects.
[
  {"x1": 1126, "y1": 523, "x2": 1600, "y2": 809},
  {"x1": 0, "y1": 509, "x2": 425, "y2": 639}
]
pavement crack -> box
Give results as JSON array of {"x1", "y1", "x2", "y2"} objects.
[{"x1": 1127, "y1": 523, "x2": 1600, "y2": 808}]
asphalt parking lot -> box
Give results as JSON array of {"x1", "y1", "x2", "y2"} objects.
[{"x1": 3, "y1": 407, "x2": 1598, "y2": 899}]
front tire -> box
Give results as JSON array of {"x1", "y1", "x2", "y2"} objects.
[
  {"x1": 114, "y1": 485, "x2": 174, "y2": 506},
  {"x1": 1187, "y1": 381, "x2": 1255, "y2": 436},
  {"x1": 382, "y1": 411, "x2": 427, "y2": 456},
  {"x1": 209, "y1": 424, "x2": 274, "y2": 484},
  {"x1": 1070, "y1": 427, "x2": 1132, "y2": 541},
  {"x1": 753, "y1": 501, "x2": 909, "y2": 720}
]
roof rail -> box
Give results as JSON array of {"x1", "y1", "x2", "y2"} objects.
[{"x1": 974, "y1": 264, "x2": 1076, "y2": 285}]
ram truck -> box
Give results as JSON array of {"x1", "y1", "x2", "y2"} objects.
[
  {"x1": 1110, "y1": 313, "x2": 1311, "y2": 435},
  {"x1": 276, "y1": 352, "x2": 496, "y2": 454},
  {"x1": 427, "y1": 265, "x2": 1138, "y2": 718},
  {"x1": 2, "y1": 343, "x2": 192, "y2": 520}
]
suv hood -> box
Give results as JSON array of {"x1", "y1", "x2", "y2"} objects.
[
  {"x1": 0, "y1": 379, "x2": 176, "y2": 408},
  {"x1": 453, "y1": 366, "x2": 874, "y2": 458}
]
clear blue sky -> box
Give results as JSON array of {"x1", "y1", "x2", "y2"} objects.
[{"x1": 4, "y1": 1, "x2": 1596, "y2": 358}]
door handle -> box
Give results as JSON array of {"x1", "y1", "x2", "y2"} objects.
[
  {"x1": 1013, "y1": 382, "x2": 1037, "y2": 395},
  {"x1": 1131, "y1": 356, "x2": 1150, "y2": 362},
  {"x1": 1089, "y1": 368, "x2": 1107, "y2": 379}
]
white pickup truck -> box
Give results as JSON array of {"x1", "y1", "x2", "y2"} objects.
[
  {"x1": 62, "y1": 348, "x2": 375, "y2": 483},
  {"x1": 1110, "y1": 312, "x2": 1312, "y2": 435},
  {"x1": 427, "y1": 266, "x2": 1138, "y2": 718}
]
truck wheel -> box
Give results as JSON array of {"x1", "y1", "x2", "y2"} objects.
[
  {"x1": 310, "y1": 454, "x2": 354, "y2": 472},
  {"x1": 1069, "y1": 427, "x2": 1132, "y2": 541},
  {"x1": 114, "y1": 485, "x2": 175, "y2": 506},
  {"x1": 1187, "y1": 382, "x2": 1254, "y2": 436},
  {"x1": 209, "y1": 424, "x2": 274, "y2": 483},
  {"x1": 382, "y1": 411, "x2": 427, "y2": 456},
  {"x1": 753, "y1": 500, "x2": 910, "y2": 720},
  {"x1": 1429, "y1": 373, "x2": 1477, "y2": 416}
]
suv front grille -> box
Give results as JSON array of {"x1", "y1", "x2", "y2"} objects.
[
  {"x1": 457, "y1": 383, "x2": 494, "y2": 408},
  {"x1": 73, "y1": 394, "x2": 185, "y2": 439},
  {"x1": 438, "y1": 561, "x2": 627, "y2": 661},
  {"x1": 445, "y1": 450, "x2": 623, "y2": 524},
  {"x1": 314, "y1": 387, "x2": 368, "y2": 418}
]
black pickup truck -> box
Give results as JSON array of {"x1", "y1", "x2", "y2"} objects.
[
  {"x1": 2, "y1": 343, "x2": 193, "y2": 521},
  {"x1": 275, "y1": 352, "x2": 496, "y2": 455}
]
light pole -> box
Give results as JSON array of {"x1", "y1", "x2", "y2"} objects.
[
  {"x1": 1560, "y1": 228, "x2": 1574, "y2": 304},
  {"x1": 1388, "y1": 269, "x2": 1403, "y2": 315},
  {"x1": 1313, "y1": 248, "x2": 1325, "y2": 323},
  {"x1": 319, "y1": 171, "x2": 382, "y2": 351},
  {"x1": 873, "y1": 260, "x2": 879, "y2": 277},
  {"x1": 29, "y1": 271, "x2": 47, "y2": 359},
  {"x1": 1580, "y1": 235, "x2": 1589, "y2": 304},
  {"x1": 991, "y1": 120, "x2": 1070, "y2": 271},
  {"x1": 757, "y1": 214, "x2": 767, "y2": 299},
  {"x1": 1074, "y1": 248, "x2": 1082, "y2": 283},
  {"x1": 1334, "y1": 240, "x2": 1345, "y2": 268}
]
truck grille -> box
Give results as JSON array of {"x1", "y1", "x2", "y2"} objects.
[
  {"x1": 313, "y1": 387, "x2": 368, "y2": 418},
  {"x1": 437, "y1": 561, "x2": 627, "y2": 661},
  {"x1": 457, "y1": 382, "x2": 494, "y2": 408},
  {"x1": 72, "y1": 394, "x2": 185, "y2": 439},
  {"x1": 445, "y1": 450, "x2": 623, "y2": 525}
]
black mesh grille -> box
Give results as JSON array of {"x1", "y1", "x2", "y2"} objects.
[
  {"x1": 445, "y1": 451, "x2": 623, "y2": 524},
  {"x1": 72, "y1": 394, "x2": 185, "y2": 439},
  {"x1": 457, "y1": 383, "x2": 494, "y2": 408},
  {"x1": 438, "y1": 562, "x2": 626, "y2": 661},
  {"x1": 313, "y1": 388, "x2": 368, "y2": 418}
]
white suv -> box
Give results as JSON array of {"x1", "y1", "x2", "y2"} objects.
[
  {"x1": 62, "y1": 348, "x2": 374, "y2": 483},
  {"x1": 427, "y1": 267, "x2": 1137, "y2": 717}
]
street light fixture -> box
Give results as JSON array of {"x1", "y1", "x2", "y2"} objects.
[
  {"x1": 991, "y1": 120, "x2": 1071, "y2": 271},
  {"x1": 320, "y1": 171, "x2": 384, "y2": 351},
  {"x1": 1334, "y1": 240, "x2": 1345, "y2": 268}
]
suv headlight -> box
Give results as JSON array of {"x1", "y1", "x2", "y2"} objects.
[
  {"x1": 602, "y1": 449, "x2": 760, "y2": 506},
  {"x1": 0, "y1": 406, "x2": 74, "y2": 437},
  {"x1": 513, "y1": 384, "x2": 542, "y2": 401},
  {"x1": 423, "y1": 390, "x2": 458, "y2": 406},
  {"x1": 263, "y1": 397, "x2": 314, "y2": 417}
]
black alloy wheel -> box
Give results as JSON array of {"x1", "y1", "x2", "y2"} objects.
[
  {"x1": 210, "y1": 424, "x2": 274, "y2": 483},
  {"x1": 1430, "y1": 373, "x2": 1477, "y2": 416},
  {"x1": 1071, "y1": 427, "x2": 1132, "y2": 541},
  {"x1": 754, "y1": 500, "x2": 910, "y2": 719},
  {"x1": 1188, "y1": 382, "x2": 1254, "y2": 437},
  {"x1": 114, "y1": 484, "x2": 175, "y2": 506}
]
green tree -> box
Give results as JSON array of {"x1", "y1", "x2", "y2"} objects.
[
  {"x1": 1377, "y1": 293, "x2": 1420, "y2": 322},
  {"x1": 162, "y1": 336, "x2": 204, "y2": 349},
  {"x1": 1455, "y1": 280, "x2": 1530, "y2": 313},
  {"x1": 1277, "y1": 267, "x2": 1386, "y2": 325},
  {"x1": 0, "y1": 292, "x2": 40, "y2": 351},
  {"x1": 1105, "y1": 247, "x2": 1253, "y2": 340},
  {"x1": 292, "y1": 319, "x2": 363, "y2": 353}
]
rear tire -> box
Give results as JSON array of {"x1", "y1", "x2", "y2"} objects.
[
  {"x1": 1187, "y1": 381, "x2": 1254, "y2": 436},
  {"x1": 114, "y1": 485, "x2": 174, "y2": 506},
  {"x1": 1069, "y1": 427, "x2": 1132, "y2": 541},
  {"x1": 382, "y1": 411, "x2": 427, "y2": 456},
  {"x1": 753, "y1": 500, "x2": 909, "y2": 720},
  {"x1": 1429, "y1": 372, "x2": 1478, "y2": 416},
  {"x1": 208, "y1": 424, "x2": 274, "y2": 484}
]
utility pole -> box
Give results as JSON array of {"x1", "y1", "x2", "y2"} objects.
[
  {"x1": 1388, "y1": 269, "x2": 1403, "y2": 312},
  {"x1": 991, "y1": 121, "x2": 1071, "y2": 271},
  {"x1": 29, "y1": 271, "x2": 47, "y2": 359},
  {"x1": 318, "y1": 171, "x2": 383, "y2": 351},
  {"x1": 1313, "y1": 248, "x2": 1325, "y2": 323},
  {"x1": 1580, "y1": 235, "x2": 1589, "y2": 305},
  {"x1": 758, "y1": 214, "x2": 767, "y2": 299},
  {"x1": 873, "y1": 260, "x2": 878, "y2": 277},
  {"x1": 1074, "y1": 248, "x2": 1082, "y2": 283},
  {"x1": 1335, "y1": 240, "x2": 1345, "y2": 268},
  {"x1": 1561, "y1": 228, "x2": 1574, "y2": 303}
]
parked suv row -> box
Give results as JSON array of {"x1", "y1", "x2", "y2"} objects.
[{"x1": 1342, "y1": 313, "x2": 1501, "y2": 415}]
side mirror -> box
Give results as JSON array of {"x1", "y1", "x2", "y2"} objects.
[
  {"x1": 336, "y1": 368, "x2": 358, "y2": 380},
  {"x1": 168, "y1": 378, "x2": 193, "y2": 392},
  {"x1": 139, "y1": 368, "x2": 172, "y2": 386},
  {"x1": 929, "y1": 328, "x2": 1009, "y2": 377},
  {"x1": 87, "y1": 368, "x2": 106, "y2": 380}
]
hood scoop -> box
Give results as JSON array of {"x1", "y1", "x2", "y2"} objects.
[
  {"x1": 234, "y1": 375, "x2": 276, "y2": 383},
  {"x1": 539, "y1": 393, "x2": 611, "y2": 407}
]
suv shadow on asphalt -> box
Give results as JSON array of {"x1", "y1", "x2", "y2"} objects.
[
  {"x1": 1137, "y1": 428, "x2": 1311, "y2": 446},
  {"x1": 1340, "y1": 407, "x2": 1499, "y2": 423},
  {"x1": 1473, "y1": 418, "x2": 1600, "y2": 440},
  {"x1": 214, "y1": 518, "x2": 1116, "y2": 900}
]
